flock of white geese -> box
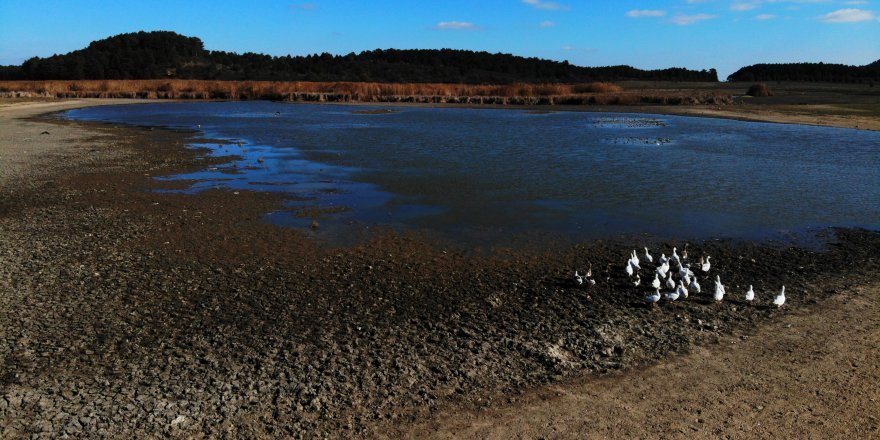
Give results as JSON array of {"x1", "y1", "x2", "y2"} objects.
[{"x1": 575, "y1": 246, "x2": 786, "y2": 307}]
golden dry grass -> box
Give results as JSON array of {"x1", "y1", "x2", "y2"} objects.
[
  {"x1": 0, "y1": 80, "x2": 730, "y2": 106},
  {"x1": 0, "y1": 80, "x2": 617, "y2": 98}
]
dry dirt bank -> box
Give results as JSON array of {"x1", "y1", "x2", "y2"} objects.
[
  {"x1": 403, "y1": 282, "x2": 880, "y2": 439},
  {"x1": 0, "y1": 99, "x2": 877, "y2": 439}
]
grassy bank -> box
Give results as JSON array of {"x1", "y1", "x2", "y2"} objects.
[{"x1": 0, "y1": 79, "x2": 732, "y2": 105}]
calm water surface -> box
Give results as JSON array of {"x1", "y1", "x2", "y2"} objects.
[{"x1": 65, "y1": 101, "x2": 880, "y2": 245}]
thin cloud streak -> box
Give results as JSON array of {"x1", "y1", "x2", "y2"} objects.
[
  {"x1": 433, "y1": 21, "x2": 478, "y2": 30},
  {"x1": 288, "y1": 3, "x2": 317, "y2": 11},
  {"x1": 626, "y1": 10, "x2": 667, "y2": 17},
  {"x1": 819, "y1": 8, "x2": 877, "y2": 22},
  {"x1": 731, "y1": 2, "x2": 760, "y2": 11},
  {"x1": 522, "y1": 0, "x2": 568, "y2": 11},
  {"x1": 670, "y1": 13, "x2": 719, "y2": 25}
]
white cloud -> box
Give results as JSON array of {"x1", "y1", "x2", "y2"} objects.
[
  {"x1": 626, "y1": 9, "x2": 667, "y2": 17},
  {"x1": 819, "y1": 8, "x2": 877, "y2": 22},
  {"x1": 539, "y1": 20, "x2": 556, "y2": 27},
  {"x1": 522, "y1": 0, "x2": 568, "y2": 10},
  {"x1": 670, "y1": 13, "x2": 719, "y2": 25},
  {"x1": 755, "y1": 13, "x2": 778, "y2": 19},
  {"x1": 731, "y1": 2, "x2": 759, "y2": 11},
  {"x1": 433, "y1": 21, "x2": 478, "y2": 30}
]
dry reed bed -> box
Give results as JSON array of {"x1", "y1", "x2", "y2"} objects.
[{"x1": 0, "y1": 80, "x2": 732, "y2": 105}]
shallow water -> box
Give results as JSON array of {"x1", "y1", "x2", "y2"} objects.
[{"x1": 65, "y1": 101, "x2": 880, "y2": 246}]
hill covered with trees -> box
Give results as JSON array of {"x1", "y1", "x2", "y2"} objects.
[
  {"x1": 0, "y1": 31, "x2": 719, "y2": 83},
  {"x1": 727, "y1": 60, "x2": 880, "y2": 83}
]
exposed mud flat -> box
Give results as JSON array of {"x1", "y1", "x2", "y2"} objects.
[{"x1": 1, "y1": 101, "x2": 878, "y2": 438}]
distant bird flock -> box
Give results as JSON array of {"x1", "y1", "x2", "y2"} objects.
[{"x1": 576, "y1": 245, "x2": 787, "y2": 308}]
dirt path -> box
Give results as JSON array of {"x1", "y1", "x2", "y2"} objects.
[
  {"x1": 0, "y1": 99, "x2": 149, "y2": 186},
  {"x1": 404, "y1": 283, "x2": 880, "y2": 439}
]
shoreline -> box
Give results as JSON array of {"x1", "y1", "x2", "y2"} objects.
[
  {"x1": 1, "y1": 99, "x2": 879, "y2": 437},
  {"x1": 4, "y1": 95, "x2": 879, "y2": 133},
  {"x1": 303, "y1": 100, "x2": 880, "y2": 131}
]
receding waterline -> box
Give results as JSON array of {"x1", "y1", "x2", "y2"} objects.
[{"x1": 64, "y1": 101, "x2": 880, "y2": 245}]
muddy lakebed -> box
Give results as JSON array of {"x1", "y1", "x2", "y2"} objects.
[
  {"x1": 64, "y1": 101, "x2": 880, "y2": 248},
  {"x1": 4, "y1": 101, "x2": 873, "y2": 437}
]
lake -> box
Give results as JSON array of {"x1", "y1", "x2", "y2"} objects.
[{"x1": 65, "y1": 101, "x2": 880, "y2": 246}]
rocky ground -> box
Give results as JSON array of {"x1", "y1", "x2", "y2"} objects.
[
  {"x1": 1, "y1": 100, "x2": 878, "y2": 438},
  {"x1": 405, "y1": 281, "x2": 880, "y2": 439}
]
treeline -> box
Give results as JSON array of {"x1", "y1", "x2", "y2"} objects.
[
  {"x1": 0, "y1": 31, "x2": 719, "y2": 83},
  {"x1": 728, "y1": 60, "x2": 880, "y2": 83}
]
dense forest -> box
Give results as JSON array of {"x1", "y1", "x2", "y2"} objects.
[
  {"x1": 728, "y1": 60, "x2": 880, "y2": 83},
  {"x1": 0, "y1": 31, "x2": 719, "y2": 83}
]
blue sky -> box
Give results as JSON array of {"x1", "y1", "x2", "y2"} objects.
[{"x1": 1, "y1": 0, "x2": 878, "y2": 79}]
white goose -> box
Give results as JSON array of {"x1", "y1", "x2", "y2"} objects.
[
  {"x1": 625, "y1": 263, "x2": 634, "y2": 277},
  {"x1": 643, "y1": 247, "x2": 653, "y2": 264},
  {"x1": 701, "y1": 256, "x2": 711, "y2": 273},
  {"x1": 689, "y1": 276, "x2": 701, "y2": 294},
  {"x1": 773, "y1": 286, "x2": 786, "y2": 308},
  {"x1": 678, "y1": 263, "x2": 694, "y2": 277},
  {"x1": 714, "y1": 275, "x2": 725, "y2": 302},
  {"x1": 671, "y1": 247, "x2": 680, "y2": 264},
  {"x1": 659, "y1": 253, "x2": 669, "y2": 265},
  {"x1": 656, "y1": 265, "x2": 668, "y2": 280},
  {"x1": 645, "y1": 288, "x2": 661, "y2": 304},
  {"x1": 677, "y1": 281, "x2": 689, "y2": 299},
  {"x1": 574, "y1": 271, "x2": 584, "y2": 286},
  {"x1": 665, "y1": 273, "x2": 675, "y2": 290},
  {"x1": 629, "y1": 251, "x2": 641, "y2": 271},
  {"x1": 682, "y1": 273, "x2": 691, "y2": 288},
  {"x1": 745, "y1": 285, "x2": 755, "y2": 302},
  {"x1": 632, "y1": 274, "x2": 641, "y2": 287},
  {"x1": 651, "y1": 273, "x2": 661, "y2": 289},
  {"x1": 664, "y1": 289, "x2": 680, "y2": 301}
]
